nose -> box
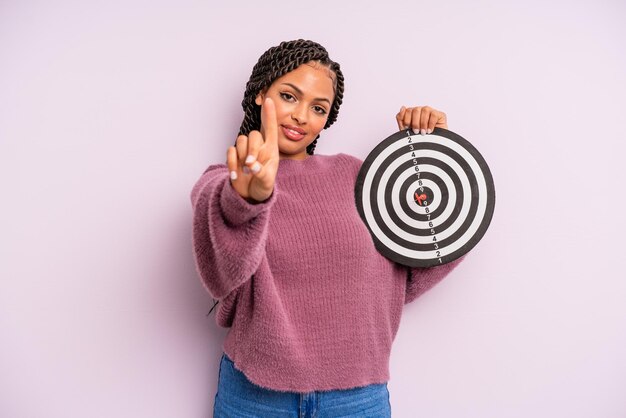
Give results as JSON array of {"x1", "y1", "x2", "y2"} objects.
[{"x1": 291, "y1": 103, "x2": 307, "y2": 124}]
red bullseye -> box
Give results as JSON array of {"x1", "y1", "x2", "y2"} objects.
[{"x1": 414, "y1": 193, "x2": 427, "y2": 206}]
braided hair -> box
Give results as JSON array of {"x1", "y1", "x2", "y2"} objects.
[{"x1": 238, "y1": 39, "x2": 345, "y2": 155}]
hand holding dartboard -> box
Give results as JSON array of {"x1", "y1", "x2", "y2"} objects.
[{"x1": 355, "y1": 109, "x2": 495, "y2": 268}]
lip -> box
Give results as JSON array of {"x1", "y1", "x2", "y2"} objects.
[{"x1": 281, "y1": 124, "x2": 307, "y2": 141}]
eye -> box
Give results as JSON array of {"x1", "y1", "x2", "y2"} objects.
[
  {"x1": 313, "y1": 105, "x2": 327, "y2": 115},
  {"x1": 279, "y1": 92, "x2": 295, "y2": 102}
]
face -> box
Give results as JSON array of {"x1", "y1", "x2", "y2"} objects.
[{"x1": 255, "y1": 62, "x2": 336, "y2": 160}]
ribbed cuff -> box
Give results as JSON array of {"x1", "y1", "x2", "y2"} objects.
[{"x1": 219, "y1": 175, "x2": 277, "y2": 225}]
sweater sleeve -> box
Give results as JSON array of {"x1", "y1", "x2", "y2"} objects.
[
  {"x1": 190, "y1": 164, "x2": 277, "y2": 300},
  {"x1": 404, "y1": 255, "x2": 466, "y2": 304}
]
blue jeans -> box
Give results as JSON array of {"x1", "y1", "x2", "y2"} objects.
[{"x1": 213, "y1": 352, "x2": 392, "y2": 417}]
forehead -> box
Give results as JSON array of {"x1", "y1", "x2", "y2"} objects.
[{"x1": 271, "y1": 63, "x2": 335, "y2": 99}]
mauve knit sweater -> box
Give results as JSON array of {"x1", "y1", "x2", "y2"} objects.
[{"x1": 191, "y1": 152, "x2": 465, "y2": 393}]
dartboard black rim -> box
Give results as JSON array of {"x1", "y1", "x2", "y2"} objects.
[{"x1": 355, "y1": 127, "x2": 496, "y2": 268}]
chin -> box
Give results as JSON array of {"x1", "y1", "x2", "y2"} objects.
[{"x1": 279, "y1": 137, "x2": 313, "y2": 153}]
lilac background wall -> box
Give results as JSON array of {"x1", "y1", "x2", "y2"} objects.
[{"x1": 2, "y1": 1, "x2": 625, "y2": 417}]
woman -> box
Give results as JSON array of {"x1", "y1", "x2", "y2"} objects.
[{"x1": 191, "y1": 39, "x2": 465, "y2": 417}]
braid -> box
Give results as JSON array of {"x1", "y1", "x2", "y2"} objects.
[{"x1": 238, "y1": 39, "x2": 345, "y2": 155}]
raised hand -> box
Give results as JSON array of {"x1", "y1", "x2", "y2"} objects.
[
  {"x1": 227, "y1": 98, "x2": 280, "y2": 203},
  {"x1": 396, "y1": 105, "x2": 448, "y2": 135}
]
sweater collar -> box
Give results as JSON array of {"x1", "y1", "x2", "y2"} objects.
[{"x1": 277, "y1": 154, "x2": 321, "y2": 176}]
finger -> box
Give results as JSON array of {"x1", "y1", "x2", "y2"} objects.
[
  {"x1": 420, "y1": 106, "x2": 431, "y2": 134},
  {"x1": 227, "y1": 146, "x2": 238, "y2": 181},
  {"x1": 427, "y1": 111, "x2": 442, "y2": 134},
  {"x1": 256, "y1": 137, "x2": 274, "y2": 166},
  {"x1": 246, "y1": 130, "x2": 263, "y2": 163},
  {"x1": 246, "y1": 131, "x2": 264, "y2": 174},
  {"x1": 235, "y1": 135, "x2": 250, "y2": 174},
  {"x1": 251, "y1": 159, "x2": 267, "y2": 179},
  {"x1": 236, "y1": 135, "x2": 248, "y2": 162},
  {"x1": 436, "y1": 111, "x2": 448, "y2": 130},
  {"x1": 262, "y1": 97, "x2": 278, "y2": 155},
  {"x1": 252, "y1": 157, "x2": 277, "y2": 187},
  {"x1": 396, "y1": 106, "x2": 406, "y2": 130},
  {"x1": 410, "y1": 107, "x2": 423, "y2": 134},
  {"x1": 403, "y1": 107, "x2": 414, "y2": 132}
]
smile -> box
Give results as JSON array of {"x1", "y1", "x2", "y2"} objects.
[{"x1": 281, "y1": 125, "x2": 306, "y2": 141}]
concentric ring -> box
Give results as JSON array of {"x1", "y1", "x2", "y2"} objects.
[{"x1": 355, "y1": 127, "x2": 495, "y2": 267}]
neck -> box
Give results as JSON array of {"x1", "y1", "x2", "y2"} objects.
[{"x1": 279, "y1": 152, "x2": 309, "y2": 161}]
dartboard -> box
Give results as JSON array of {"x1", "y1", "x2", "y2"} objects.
[{"x1": 355, "y1": 127, "x2": 495, "y2": 268}]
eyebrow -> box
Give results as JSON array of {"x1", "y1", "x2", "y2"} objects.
[{"x1": 280, "y1": 83, "x2": 332, "y2": 105}]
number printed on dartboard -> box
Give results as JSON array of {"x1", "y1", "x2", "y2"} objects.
[{"x1": 407, "y1": 134, "x2": 443, "y2": 264}]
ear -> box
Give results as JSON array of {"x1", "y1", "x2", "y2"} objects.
[{"x1": 255, "y1": 88, "x2": 267, "y2": 106}]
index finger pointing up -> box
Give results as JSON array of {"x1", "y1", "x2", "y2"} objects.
[{"x1": 262, "y1": 97, "x2": 278, "y2": 152}]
